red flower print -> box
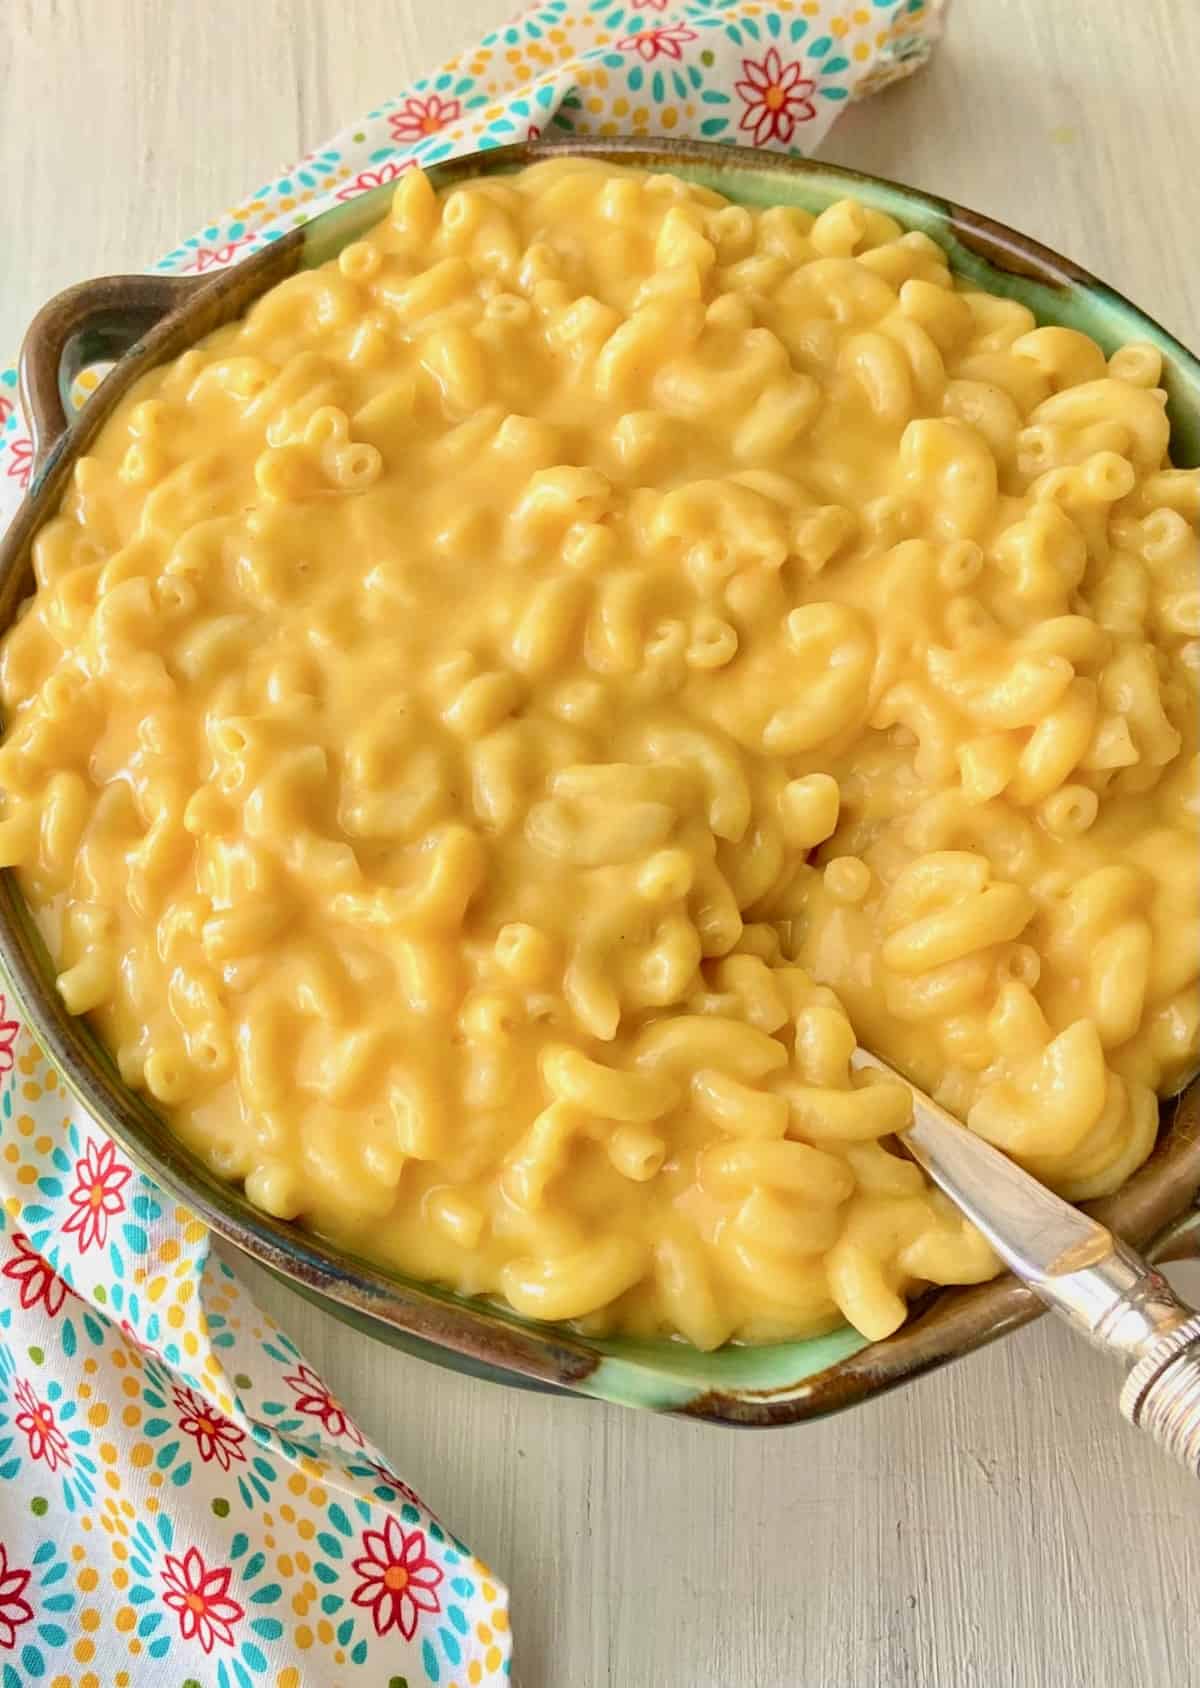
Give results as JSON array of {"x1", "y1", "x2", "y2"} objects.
[
  {"x1": 173, "y1": 1384, "x2": 247, "y2": 1471},
  {"x1": 283, "y1": 1361, "x2": 364, "y2": 1446},
  {"x1": 364, "y1": 1458, "x2": 427, "y2": 1513},
  {"x1": 5, "y1": 438, "x2": 32, "y2": 493},
  {"x1": 117, "y1": 1317, "x2": 160, "y2": 1361},
  {"x1": 61, "y1": 1136, "x2": 132, "y2": 1255},
  {"x1": 351, "y1": 1517, "x2": 443, "y2": 1641},
  {"x1": 617, "y1": 24, "x2": 697, "y2": 62},
  {"x1": 0, "y1": 1543, "x2": 34, "y2": 1652},
  {"x1": 160, "y1": 1547, "x2": 244, "y2": 1655},
  {"x1": 0, "y1": 994, "x2": 19, "y2": 1074},
  {"x1": 527, "y1": 124, "x2": 542, "y2": 143},
  {"x1": 389, "y1": 93, "x2": 462, "y2": 143},
  {"x1": 184, "y1": 236, "x2": 252, "y2": 274},
  {"x1": 736, "y1": 48, "x2": 817, "y2": 146},
  {"x1": 2, "y1": 1233, "x2": 68, "y2": 1319},
  {"x1": 119, "y1": 1317, "x2": 148, "y2": 1350},
  {"x1": 0, "y1": 395, "x2": 13, "y2": 427},
  {"x1": 335, "y1": 161, "x2": 413, "y2": 203},
  {"x1": 13, "y1": 1377, "x2": 71, "y2": 1472},
  {"x1": 633, "y1": 0, "x2": 670, "y2": 9}
]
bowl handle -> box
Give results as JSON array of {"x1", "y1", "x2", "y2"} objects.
[
  {"x1": 1148, "y1": 1202, "x2": 1200, "y2": 1266},
  {"x1": 19, "y1": 272, "x2": 205, "y2": 477}
]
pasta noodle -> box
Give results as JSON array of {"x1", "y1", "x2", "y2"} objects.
[{"x1": 0, "y1": 158, "x2": 1196, "y2": 1349}]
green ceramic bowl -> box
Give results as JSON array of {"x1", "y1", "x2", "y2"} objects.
[{"x1": 2, "y1": 139, "x2": 1198, "y2": 1424}]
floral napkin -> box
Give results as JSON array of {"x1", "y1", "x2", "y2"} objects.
[
  {"x1": 0, "y1": 1017, "x2": 508, "y2": 1688},
  {"x1": 0, "y1": 3, "x2": 944, "y2": 1683}
]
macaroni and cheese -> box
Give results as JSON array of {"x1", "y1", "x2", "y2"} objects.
[{"x1": 1, "y1": 159, "x2": 1197, "y2": 1347}]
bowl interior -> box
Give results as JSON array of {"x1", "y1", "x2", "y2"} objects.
[
  {"x1": 307, "y1": 139, "x2": 1200, "y2": 467},
  {"x1": 297, "y1": 142, "x2": 1200, "y2": 1406},
  {"x1": 3, "y1": 139, "x2": 1199, "y2": 1421}
]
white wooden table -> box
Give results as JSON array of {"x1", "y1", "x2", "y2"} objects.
[{"x1": 4, "y1": 4, "x2": 1200, "y2": 1683}]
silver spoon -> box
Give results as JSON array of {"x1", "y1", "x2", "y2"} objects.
[{"x1": 853, "y1": 1049, "x2": 1200, "y2": 1473}]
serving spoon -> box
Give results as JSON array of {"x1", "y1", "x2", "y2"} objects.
[{"x1": 854, "y1": 1050, "x2": 1200, "y2": 1474}]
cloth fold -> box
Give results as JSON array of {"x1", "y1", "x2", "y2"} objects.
[
  {"x1": 0, "y1": 1012, "x2": 511, "y2": 1687},
  {"x1": 0, "y1": 4, "x2": 943, "y2": 1682}
]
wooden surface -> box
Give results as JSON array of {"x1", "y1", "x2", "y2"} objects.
[{"x1": 4, "y1": 4, "x2": 1200, "y2": 1683}]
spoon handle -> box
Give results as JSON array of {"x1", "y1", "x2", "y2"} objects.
[
  {"x1": 1121, "y1": 1316, "x2": 1200, "y2": 1474},
  {"x1": 851, "y1": 1049, "x2": 1200, "y2": 1475}
]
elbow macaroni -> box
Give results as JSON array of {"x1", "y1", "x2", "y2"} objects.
[{"x1": 0, "y1": 160, "x2": 1196, "y2": 1348}]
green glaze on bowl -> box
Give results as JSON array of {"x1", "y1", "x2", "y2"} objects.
[{"x1": 2, "y1": 139, "x2": 1198, "y2": 1425}]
